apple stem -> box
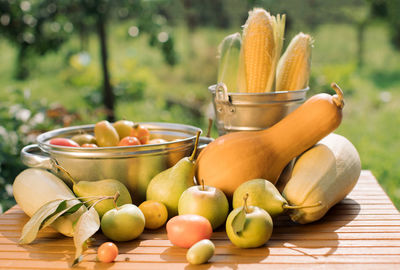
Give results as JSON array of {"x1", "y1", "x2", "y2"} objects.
[
  {"x1": 189, "y1": 131, "x2": 201, "y2": 162},
  {"x1": 52, "y1": 159, "x2": 76, "y2": 186},
  {"x1": 283, "y1": 201, "x2": 322, "y2": 210},
  {"x1": 201, "y1": 179, "x2": 205, "y2": 191},
  {"x1": 243, "y1": 193, "x2": 249, "y2": 214},
  {"x1": 113, "y1": 192, "x2": 120, "y2": 210}
]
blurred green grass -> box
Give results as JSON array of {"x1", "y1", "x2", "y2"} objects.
[{"x1": 1, "y1": 21, "x2": 400, "y2": 208}]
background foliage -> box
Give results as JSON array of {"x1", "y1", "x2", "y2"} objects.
[{"x1": 0, "y1": 0, "x2": 400, "y2": 212}]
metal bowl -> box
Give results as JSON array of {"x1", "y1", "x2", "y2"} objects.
[
  {"x1": 21, "y1": 122, "x2": 212, "y2": 204},
  {"x1": 209, "y1": 84, "x2": 309, "y2": 135}
]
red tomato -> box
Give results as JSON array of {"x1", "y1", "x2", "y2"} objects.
[
  {"x1": 166, "y1": 214, "x2": 213, "y2": 248},
  {"x1": 118, "y1": 136, "x2": 141, "y2": 146},
  {"x1": 130, "y1": 125, "x2": 150, "y2": 144},
  {"x1": 81, "y1": 143, "x2": 98, "y2": 148},
  {"x1": 97, "y1": 242, "x2": 118, "y2": 263},
  {"x1": 49, "y1": 138, "x2": 79, "y2": 147}
]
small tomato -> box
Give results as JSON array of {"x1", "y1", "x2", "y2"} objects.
[
  {"x1": 166, "y1": 214, "x2": 213, "y2": 248},
  {"x1": 118, "y1": 136, "x2": 141, "y2": 146},
  {"x1": 130, "y1": 124, "x2": 150, "y2": 144},
  {"x1": 97, "y1": 242, "x2": 118, "y2": 263},
  {"x1": 81, "y1": 143, "x2": 98, "y2": 148},
  {"x1": 49, "y1": 138, "x2": 79, "y2": 147}
]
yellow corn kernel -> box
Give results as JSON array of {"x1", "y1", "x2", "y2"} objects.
[
  {"x1": 242, "y1": 8, "x2": 274, "y2": 93},
  {"x1": 275, "y1": 32, "x2": 312, "y2": 91}
]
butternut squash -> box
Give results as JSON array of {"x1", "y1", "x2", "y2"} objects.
[
  {"x1": 196, "y1": 83, "x2": 344, "y2": 197},
  {"x1": 282, "y1": 133, "x2": 361, "y2": 224}
]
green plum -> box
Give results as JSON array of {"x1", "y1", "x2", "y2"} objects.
[
  {"x1": 94, "y1": 120, "x2": 119, "y2": 147},
  {"x1": 113, "y1": 120, "x2": 134, "y2": 140},
  {"x1": 186, "y1": 239, "x2": 215, "y2": 265},
  {"x1": 71, "y1": 133, "x2": 96, "y2": 146}
]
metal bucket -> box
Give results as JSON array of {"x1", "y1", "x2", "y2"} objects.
[
  {"x1": 209, "y1": 84, "x2": 309, "y2": 135},
  {"x1": 20, "y1": 122, "x2": 213, "y2": 204}
]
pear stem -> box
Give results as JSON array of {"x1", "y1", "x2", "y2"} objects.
[
  {"x1": 243, "y1": 193, "x2": 249, "y2": 214},
  {"x1": 206, "y1": 118, "x2": 213, "y2": 138},
  {"x1": 91, "y1": 195, "x2": 119, "y2": 208},
  {"x1": 52, "y1": 159, "x2": 76, "y2": 186},
  {"x1": 113, "y1": 192, "x2": 120, "y2": 210},
  {"x1": 283, "y1": 201, "x2": 322, "y2": 210},
  {"x1": 189, "y1": 131, "x2": 201, "y2": 162}
]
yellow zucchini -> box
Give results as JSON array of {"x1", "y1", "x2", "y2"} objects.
[
  {"x1": 13, "y1": 168, "x2": 86, "y2": 237},
  {"x1": 282, "y1": 133, "x2": 361, "y2": 224}
]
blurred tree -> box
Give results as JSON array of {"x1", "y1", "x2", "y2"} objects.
[
  {"x1": 0, "y1": 0, "x2": 70, "y2": 80},
  {"x1": 0, "y1": 0, "x2": 177, "y2": 121},
  {"x1": 369, "y1": 0, "x2": 400, "y2": 50}
]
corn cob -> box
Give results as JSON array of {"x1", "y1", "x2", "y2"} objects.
[
  {"x1": 272, "y1": 13, "x2": 286, "y2": 87},
  {"x1": 241, "y1": 8, "x2": 285, "y2": 93},
  {"x1": 217, "y1": 33, "x2": 242, "y2": 92},
  {"x1": 275, "y1": 32, "x2": 312, "y2": 91}
]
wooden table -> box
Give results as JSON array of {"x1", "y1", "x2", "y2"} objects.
[{"x1": 0, "y1": 170, "x2": 399, "y2": 269}]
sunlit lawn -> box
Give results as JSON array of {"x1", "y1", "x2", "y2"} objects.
[{"x1": 1, "y1": 21, "x2": 400, "y2": 208}]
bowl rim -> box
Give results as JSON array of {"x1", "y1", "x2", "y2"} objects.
[{"x1": 37, "y1": 122, "x2": 204, "y2": 158}]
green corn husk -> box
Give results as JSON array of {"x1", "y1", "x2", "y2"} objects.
[{"x1": 217, "y1": 32, "x2": 242, "y2": 92}]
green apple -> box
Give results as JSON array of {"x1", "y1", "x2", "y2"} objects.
[
  {"x1": 100, "y1": 204, "x2": 145, "y2": 242},
  {"x1": 226, "y1": 195, "x2": 273, "y2": 248},
  {"x1": 178, "y1": 184, "x2": 229, "y2": 229}
]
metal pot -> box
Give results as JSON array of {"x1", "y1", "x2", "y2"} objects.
[
  {"x1": 21, "y1": 122, "x2": 212, "y2": 204},
  {"x1": 209, "y1": 84, "x2": 309, "y2": 135}
]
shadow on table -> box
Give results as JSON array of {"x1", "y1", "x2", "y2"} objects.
[{"x1": 274, "y1": 198, "x2": 361, "y2": 258}]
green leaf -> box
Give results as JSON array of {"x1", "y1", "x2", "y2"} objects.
[
  {"x1": 72, "y1": 207, "x2": 100, "y2": 266},
  {"x1": 231, "y1": 207, "x2": 246, "y2": 235},
  {"x1": 41, "y1": 200, "x2": 85, "y2": 229},
  {"x1": 19, "y1": 199, "x2": 66, "y2": 244}
]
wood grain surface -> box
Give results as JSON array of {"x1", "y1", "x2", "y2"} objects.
[{"x1": 0, "y1": 170, "x2": 399, "y2": 269}]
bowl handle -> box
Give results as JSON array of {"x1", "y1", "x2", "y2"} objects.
[{"x1": 20, "y1": 144, "x2": 54, "y2": 171}]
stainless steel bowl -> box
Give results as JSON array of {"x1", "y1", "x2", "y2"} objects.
[
  {"x1": 209, "y1": 84, "x2": 309, "y2": 135},
  {"x1": 21, "y1": 122, "x2": 212, "y2": 204}
]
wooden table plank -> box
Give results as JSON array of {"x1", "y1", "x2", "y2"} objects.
[{"x1": 0, "y1": 170, "x2": 399, "y2": 269}]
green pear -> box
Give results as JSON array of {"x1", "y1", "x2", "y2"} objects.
[
  {"x1": 146, "y1": 131, "x2": 201, "y2": 218},
  {"x1": 232, "y1": 179, "x2": 289, "y2": 217},
  {"x1": 73, "y1": 179, "x2": 132, "y2": 217}
]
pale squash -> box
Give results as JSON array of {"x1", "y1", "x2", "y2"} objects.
[
  {"x1": 282, "y1": 133, "x2": 361, "y2": 224},
  {"x1": 13, "y1": 168, "x2": 86, "y2": 237},
  {"x1": 196, "y1": 83, "x2": 344, "y2": 197}
]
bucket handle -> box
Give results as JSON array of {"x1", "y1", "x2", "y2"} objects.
[
  {"x1": 215, "y1": 83, "x2": 229, "y2": 103},
  {"x1": 214, "y1": 83, "x2": 235, "y2": 113}
]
